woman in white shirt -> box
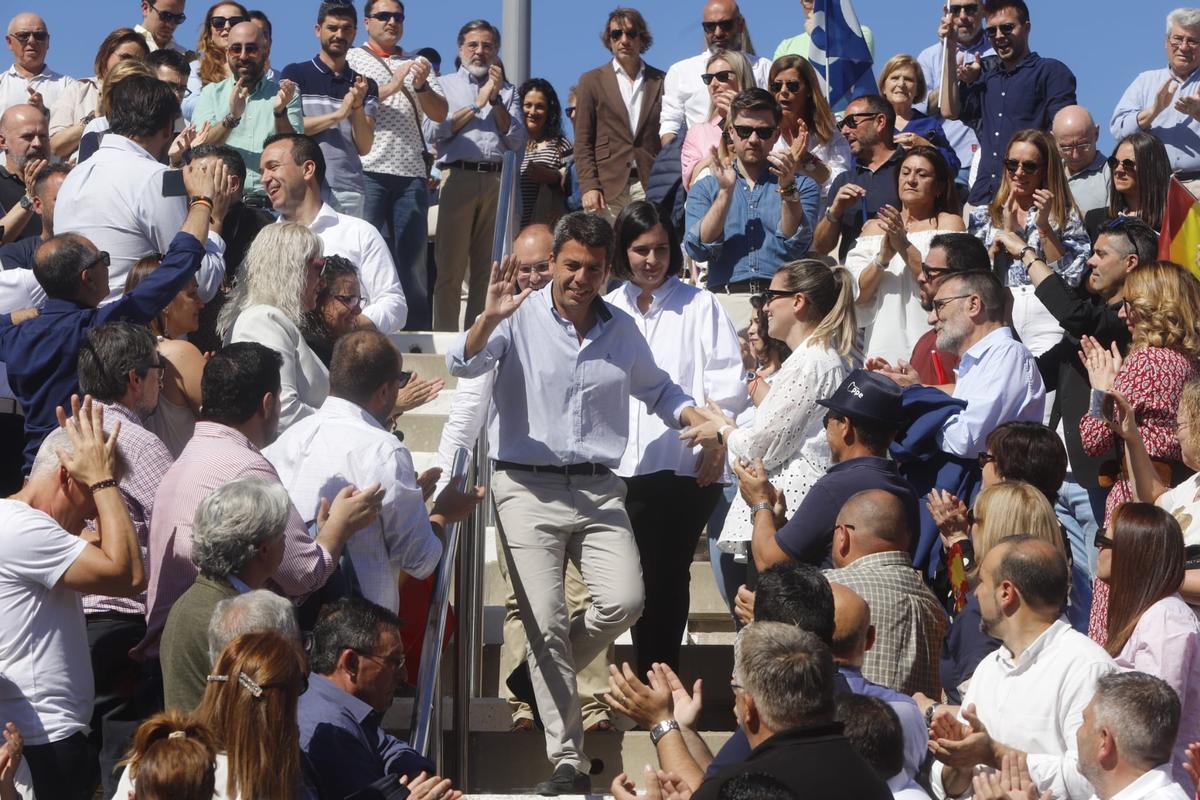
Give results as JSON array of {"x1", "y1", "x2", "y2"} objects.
[
  {"x1": 606, "y1": 201, "x2": 747, "y2": 674},
  {"x1": 683, "y1": 259, "x2": 856, "y2": 560},
  {"x1": 217, "y1": 223, "x2": 328, "y2": 432},
  {"x1": 767, "y1": 54, "x2": 851, "y2": 204},
  {"x1": 844, "y1": 145, "x2": 965, "y2": 365}
]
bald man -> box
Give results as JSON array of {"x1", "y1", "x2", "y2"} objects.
[
  {"x1": 1, "y1": 13, "x2": 76, "y2": 115},
  {"x1": 0, "y1": 103, "x2": 48, "y2": 240},
  {"x1": 830, "y1": 583, "x2": 928, "y2": 785},
  {"x1": 1052, "y1": 105, "x2": 1110, "y2": 217},
  {"x1": 824, "y1": 489, "x2": 946, "y2": 696}
]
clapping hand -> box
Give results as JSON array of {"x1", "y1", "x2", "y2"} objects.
[
  {"x1": 876, "y1": 204, "x2": 909, "y2": 258},
  {"x1": 1078, "y1": 335, "x2": 1122, "y2": 392},
  {"x1": 1151, "y1": 77, "x2": 1179, "y2": 121},
  {"x1": 606, "y1": 662, "x2": 672, "y2": 729},
  {"x1": 1102, "y1": 389, "x2": 1138, "y2": 441},
  {"x1": 927, "y1": 489, "x2": 970, "y2": 549},
  {"x1": 399, "y1": 771, "x2": 462, "y2": 800},
  {"x1": 734, "y1": 584, "x2": 755, "y2": 625},
  {"x1": 410, "y1": 57, "x2": 432, "y2": 90},
  {"x1": 766, "y1": 149, "x2": 797, "y2": 189},
  {"x1": 394, "y1": 374, "x2": 444, "y2": 414},
  {"x1": 481, "y1": 255, "x2": 533, "y2": 323},
  {"x1": 25, "y1": 85, "x2": 45, "y2": 114},
  {"x1": 1176, "y1": 87, "x2": 1200, "y2": 119},
  {"x1": 659, "y1": 664, "x2": 703, "y2": 730},
  {"x1": 928, "y1": 704, "x2": 995, "y2": 769},
  {"x1": 972, "y1": 752, "x2": 1050, "y2": 800},
  {"x1": 612, "y1": 767, "x2": 694, "y2": 800},
  {"x1": 1031, "y1": 189, "x2": 1054, "y2": 230},
  {"x1": 829, "y1": 182, "x2": 867, "y2": 217},
  {"x1": 273, "y1": 79, "x2": 297, "y2": 114},
  {"x1": 874, "y1": 358, "x2": 921, "y2": 388},
  {"x1": 790, "y1": 118, "x2": 810, "y2": 161},
  {"x1": 956, "y1": 54, "x2": 982, "y2": 84},
  {"x1": 708, "y1": 145, "x2": 737, "y2": 192},
  {"x1": 229, "y1": 76, "x2": 251, "y2": 118}
]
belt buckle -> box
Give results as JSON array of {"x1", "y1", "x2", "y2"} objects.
[{"x1": 747, "y1": 279, "x2": 765, "y2": 294}]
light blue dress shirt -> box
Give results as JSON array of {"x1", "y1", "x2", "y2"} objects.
[
  {"x1": 683, "y1": 170, "x2": 817, "y2": 289},
  {"x1": 445, "y1": 286, "x2": 695, "y2": 467},
  {"x1": 423, "y1": 66, "x2": 526, "y2": 165},
  {"x1": 1111, "y1": 66, "x2": 1200, "y2": 173},
  {"x1": 940, "y1": 327, "x2": 1046, "y2": 458}
]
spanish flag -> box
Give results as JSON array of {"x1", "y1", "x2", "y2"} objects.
[{"x1": 1158, "y1": 177, "x2": 1200, "y2": 277}]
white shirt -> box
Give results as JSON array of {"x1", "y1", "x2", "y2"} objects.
[
  {"x1": 1156, "y1": 472, "x2": 1200, "y2": 549},
  {"x1": 0, "y1": 500, "x2": 90, "y2": 746},
  {"x1": 1098, "y1": 765, "x2": 1194, "y2": 800},
  {"x1": 296, "y1": 203, "x2": 407, "y2": 333},
  {"x1": 228, "y1": 304, "x2": 329, "y2": 432},
  {"x1": 0, "y1": 268, "x2": 45, "y2": 400},
  {"x1": 115, "y1": 751, "x2": 240, "y2": 800},
  {"x1": 890, "y1": 772, "x2": 932, "y2": 800},
  {"x1": 0, "y1": 63, "x2": 77, "y2": 115},
  {"x1": 434, "y1": 370, "x2": 493, "y2": 496},
  {"x1": 265, "y1": 397, "x2": 442, "y2": 613},
  {"x1": 660, "y1": 49, "x2": 773, "y2": 137},
  {"x1": 718, "y1": 339, "x2": 846, "y2": 552},
  {"x1": 940, "y1": 327, "x2": 1045, "y2": 458},
  {"x1": 931, "y1": 619, "x2": 1117, "y2": 800},
  {"x1": 605, "y1": 277, "x2": 747, "y2": 479},
  {"x1": 134, "y1": 24, "x2": 190, "y2": 56},
  {"x1": 54, "y1": 134, "x2": 227, "y2": 302},
  {"x1": 612, "y1": 58, "x2": 646, "y2": 138}
]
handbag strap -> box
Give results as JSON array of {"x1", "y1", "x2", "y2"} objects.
[{"x1": 359, "y1": 44, "x2": 429, "y2": 152}]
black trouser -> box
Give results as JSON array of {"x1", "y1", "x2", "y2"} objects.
[
  {"x1": 86, "y1": 613, "x2": 162, "y2": 797},
  {"x1": 623, "y1": 471, "x2": 723, "y2": 676},
  {"x1": 24, "y1": 732, "x2": 92, "y2": 800}
]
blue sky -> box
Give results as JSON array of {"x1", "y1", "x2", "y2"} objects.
[{"x1": 23, "y1": 0, "x2": 1180, "y2": 152}]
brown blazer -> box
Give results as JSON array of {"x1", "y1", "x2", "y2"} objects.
[{"x1": 573, "y1": 60, "x2": 665, "y2": 201}]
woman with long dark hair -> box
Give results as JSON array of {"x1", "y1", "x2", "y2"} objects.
[
  {"x1": 767, "y1": 53, "x2": 850, "y2": 202},
  {"x1": 605, "y1": 200, "x2": 746, "y2": 674},
  {"x1": 517, "y1": 77, "x2": 571, "y2": 227},
  {"x1": 1084, "y1": 131, "x2": 1171, "y2": 240}
]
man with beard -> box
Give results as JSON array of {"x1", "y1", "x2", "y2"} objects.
[
  {"x1": 0, "y1": 102, "x2": 48, "y2": 240},
  {"x1": 192, "y1": 21, "x2": 301, "y2": 203},
  {"x1": 424, "y1": 19, "x2": 525, "y2": 331},
  {"x1": 282, "y1": 1, "x2": 379, "y2": 218},
  {"x1": 928, "y1": 536, "x2": 1115, "y2": 800},
  {"x1": 659, "y1": 0, "x2": 771, "y2": 145}
]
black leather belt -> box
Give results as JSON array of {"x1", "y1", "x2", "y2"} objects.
[
  {"x1": 716, "y1": 279, "x2": 770, "y2": 295},
  {"x1": 494, "y1": 460, "x2": 611, "y2": 476},
  {"x1": 444, "y1": 159, "x2": 503, "y2": 173}
]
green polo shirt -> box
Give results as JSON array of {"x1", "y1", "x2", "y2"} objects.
[{"x1": 192, "y1": 74, "x2": 304, "y2": 194}]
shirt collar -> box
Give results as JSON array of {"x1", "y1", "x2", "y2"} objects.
[
  {"x1": 998, "y1": 51, "x2": 1040, "y2": 74},
  {"x1": 997, "y1": 618, "x2": 1066, "y2": 671},
  {"x1": 1110, "y1": 764, "x2": 1184, "y2": 800},
  {"x1": 456, "y1": 64, "x2": 487, "y2": 86},
  {"x1": 309, "y1": 202, "x2": 341, "y2": 231},
  {"x1": 540, "y1": 282, "x2": 614, "y2": 326},
  {"x1": 227, "y1": 574, "x2": 252, "y2": 594},
  {"x1": 98, "y1": 133, "x2": 158, "y2": 162},
  {"x1": 192, "y1": 421, "x2": 261, "y2": 454},
  {"x1": 827, "y1": 455, "x2": 895, "y2": 474},
  {"x1": 102, "y1": 401, "x2": 145, "y2": 427},
  {"x1": 1076, "y1": 150, "x2": 1107, "y2": 177},
  {"x1": 839, "y1": 550, "x2": 916, "y2": 571},
  {"x1": 620, "y1": 275, "x2": 679, "y2": 311},
  {"x1": 4, "y1": 63, "x2": 58, "y2": 81},
  {"x1": 611, "y1": 57, "x2": 645, "y2": 81},
  {"x1": 319, "y1": 395, "x2": 387, "y2": 432},
  {"x1": 305, "y1": 673, "x2": 377, "y2": 725},
  {"x1": 958, "y1": 326, "x2": 1014, "y2": 370},
  {"x1": 311, "y1": 56, "x2": 353, "y2": 80}
]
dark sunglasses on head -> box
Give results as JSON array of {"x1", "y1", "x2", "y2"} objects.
[
  {"x1": 1107, "y1": 156, "x2": 1137, "y2": 171},
  {"x1": 985, "y1": 22, "x2": 1018, "y2": 38},
  {"x1": 210, "y1": 15, "x2": 247, "y2": 29},
  {"x1": 608, "y1": 28, "x2": 640, "y2": 41},
  {"x1": 701, "y1": 70, "x2": 736, "y2": 85},
  {"x1": 732, "y1": 124, "x2": 776, "y2": 140},
  {"x1": 838, "y1": 112, "x2": 878, "y2": 130},
  {"x1": 769, "y1": 79, "x2": 802, "y2": 93},
  {"x1": 702, "y1": 19, "x2": 738, "y2": 33},
  {"x1": 367, "y1": 11, "x2": 405, "y2": 23},
  {"x1": 149, "y1": 4, "x2": 187, "y2": 24},
  {"x1": 10, "y1": 31, "x2": 48, "y2": 43},
  {"x1": 947, "y1": 3, "x2": 979, "y2": 15},
  {"x1": 1003, "y1": 158, "x2": 1042, "y2": 174}
]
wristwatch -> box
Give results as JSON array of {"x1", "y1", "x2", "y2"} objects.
[
  {"x1": 222, "y1": 113, "x2": 242, "y2": 129},
  {"x1": 18, "y1": 195, "x2": 33, "y2": 212},
  {"x1": 273, "y1": 107, "x2": 288, "y2": 118},
  {"x1": 650, "y1": 719, "x2": 680, "y2": 745},
  {"x1": 749, "y1": 501, "x2": 773, "y2": 517}
]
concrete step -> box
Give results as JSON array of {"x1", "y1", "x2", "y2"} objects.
[
  {"x1": 396, "y1": 413, "x2": 451, "y2": 453},
  {"x1": 391, "y1": 331, "x2": 462, "y2": 355},
  {"x1": 402, "y1": 351, "x2": 458, "y2": 388}
]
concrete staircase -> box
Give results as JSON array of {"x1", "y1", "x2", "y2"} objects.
[{"x1": 388, "y1": 333, "x2": 738, "y2": 797}]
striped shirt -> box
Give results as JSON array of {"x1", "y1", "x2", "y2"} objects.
[{"x1": 141, "y1": 422, "x2": 334, "y2": 657}]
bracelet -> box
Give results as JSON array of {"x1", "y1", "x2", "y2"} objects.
[
  {"x1": 1019, "y1": 245, "x2": 1038, "y2": 262},
  {"x1": 925, "y1": 701, "x2": 941, "y2": 727},
  {"x1": 189, "y1": 196, "x2": 214, "y2": 211},
  {"x1": 273, "y1": 107, "x2": 288, "y2": 118},
  {"x1": 222, "y1": 113, "x2": 241, "y2": 129},
  {"x1": 717, "y1": 424, "x2": 734, "y2": 447},
  {"x1": 749, "y1": 500, "x2": 773, "y2": 517},
  {"x1": 823, "y1": 206, "x2": 839, "y2": 225},
  {"x1": 89, "y1": 478, "x2": 119, "y2": 493}
]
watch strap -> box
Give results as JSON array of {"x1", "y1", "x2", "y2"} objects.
[
  {"x1": 749, "y1": 501, "x2": 773, "y2": 517},
  {"x1": 649, "y1": 719, "x2": 680, "y2": 745}
]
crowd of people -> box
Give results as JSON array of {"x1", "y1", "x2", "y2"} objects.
[{"x1": 4, "y1": 0, "x2": 1200, "y2": 798}]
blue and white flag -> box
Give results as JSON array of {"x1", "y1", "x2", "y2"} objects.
[{"x1": 809, "y1": 0, "x2": 877, "y2": 112}]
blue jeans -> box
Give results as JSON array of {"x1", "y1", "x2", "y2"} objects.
[
  {"x1": 706, "y1": 483, "x2": 744, "y2": 622},
  {"x1": 364, "y1": 172, "x2": 431, "y2": 330},
  {"x1": 1056, "y1": 478, "x2": 1106, "y2": 632}
]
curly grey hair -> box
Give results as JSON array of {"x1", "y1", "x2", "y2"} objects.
[
  {"x1": 207, "y1": 589, "x2": 300, "y2": 663},
  {"x1": 190, "y1": 476, "x2": 290, "y2": 579},
  {"x1": 216, "y1": 222, "x2": 321, "y2": 337}
]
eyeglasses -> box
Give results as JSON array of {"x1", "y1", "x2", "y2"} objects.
[
  {"x1": 732, "y1": 124, "x2": 776, "y2": 140},
  {"x1": 1107, "y1": 156, "x2": 1137, "y2": 172},
  {"x1": 1003, "y1": 158, "x2": 1042, "y2": 175},
  {"x1": 702, "y1": 19, "x2": 738, "y2": 33},
  {"x1": 517, "y1": 259, "x2": 551, "y2": 273},
  {"x1": 333, "y1": 293, "x2": 362, "y2": 310},
  {"x1": 210, "y1": 15, "x2": 247, "y2": 29},
  {"x1": 769, "y1": 79, "x2": 802, "y2": 93},
  {"x1": 9, "y1": 31, "x2": 48, "y2": 44},
  {"x1": 932, "y1": 294, "x2": 971, "y2": 317},
  {"x1": 138, "y1": 356, "x2": 167, "y2": 388},
  {"x1": 355, "y1": 649, "x2": 406, "y2": 672},
  {"x1": 398, "y1": 370, "x2": 412, "y2": 389},
  {"x1": 838, "y1": 112, "x2": 878, "y2": 130},
  {"x1": 985, "y1": 22, "x2": 1019, "y2": 38},
  {"x1": 164, "y1": 80, "x2": 191, "y2": 97},
  {"x1": 608, "y1": 28, "x2": 640, "y2": 41},
  {"x1": 1056, "y1": 141, "x2": 1092, "y2": 154},
  {"x1": 1095, "y1": 533, "x2": 1114, "y2": 550},
  {"x1": 227, "y1": 42, "x2": 260, "y2": 56},
  {"x1": 462, "y1": 40, "x2": 496, "y2": 51},
  {"x1": 85, "y1": 250, "x2": 111, "y2": 272},
  {"x1": 1169, "y1": 34, "x2": 1200, "y2": 49},
  {"x1": 367, "y1": 11, "x2": 405, "y2": 24},
  {"x1": 565, "y1": 106, "x2": 576, "y2": 118},
  {"x1": 921, "y1": 262, "x2": 953, "y2": 281},
  {"x1": 977, "y1": 451, "x2": 996, "y2": 469},
  {"x1": 948, "y1": 3, "x2": 979, "y2": 14},
  {"x1": 148, "y1": 4, "x2": 187, "y2": 25},
  {"x1": 701, "y1": 70, "x2": 736, "y2": 85},
  {"x1": 834, "y1": 521, "x2": 857, "y2": 534}
]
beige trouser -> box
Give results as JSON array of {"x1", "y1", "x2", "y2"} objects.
[
  {"x1": 595, "y1": 177, "x2": 645, "y2": 226},
  {"x1": 492, "y1": 468, "x2": 644, "y2": 772},
  {"x1": 714, "y1": 292, "x2": 756, "y2": 331},
  {"x1": 495, "y1": 523, "x2": 613, "y2": 727},
  {"x1": 433, "y1": 168, "x2": 500, "y2": 331}
]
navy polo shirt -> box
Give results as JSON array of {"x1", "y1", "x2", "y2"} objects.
[
  {"x1": 775, "y1": 456, "x2": 920, "y2": 566},
  {"x1": 826, "y1": 150, "x2": 903, "y2": 261},
  {"x1": 959, "y1": 52, "x2": 1077, "y2": 205},
  {"x1": 0, "y1": 235, "x2": 38, "y2": 270},
  {"x1": 280, "y1": 57, "x2": 379, "y2": 197}
]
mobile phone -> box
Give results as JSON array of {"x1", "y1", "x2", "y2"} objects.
[
  {"x1": 162, "y1": 169, "x2": 186, "y2": 198},
  {"x1": 1100, "y1": 393, "x2": 1117, "y2": 425}
]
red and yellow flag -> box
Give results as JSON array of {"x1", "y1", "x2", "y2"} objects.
[{"x1": 1158, "y1": 177, "x2": 1200, "y2": 277}]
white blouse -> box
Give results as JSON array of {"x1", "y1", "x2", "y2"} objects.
[
  {"x1": 773, "y1": 129, "x2": 852, "y2": 205},
  {"x1": 227, "y1": 304, "x2": 329, "y2": 433},
  {"x1": 605, "y1": 277, "x2": 748, "y2": 480},
  {"x1": 843, "y1": 229, "x2": 954, "y2": 366},
  {"x1": 718, "y1": 339, "x2": 847, "y2": 552}
]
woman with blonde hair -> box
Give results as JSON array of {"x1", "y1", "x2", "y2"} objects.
[
  {"x1": 217, "y1": 223, "x2": 328, "y2": 432},
  {"x1": 680, "y1": 49, "x2": 757, "y2": 189},
  {"x1": 1080, "y1": 260, "x2": 1200, "y2": 643},
  {"x1": 877, "y1": 54, "x2": 959, "y2": 176},
  {"x1": 114, "y1": 711, "x2": 218, "y2": 800},
  {"x1": 976, "y1": 128, "x2": 1091, "y2": 356},
  {"x1": 683, "y1": 259, "x2": 855, "y2": 561},
  {"x1": 183, "y1": 1, "x2": 250, "y2": 119},
  {"x1": 767, "y1": 53, "x2": 850, "y2": 201}
]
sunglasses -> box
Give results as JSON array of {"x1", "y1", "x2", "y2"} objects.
[
  {"x1": 85, "y1": 250, "x2": 111, "y2": 271},
  {"x1": 701, "y1": 70, "x2": 736, "y2": 85},
  {"x1": 608, "y1": 28, "x2": 640, "y2": 41},
  {"x1": 732, "y1": 124, "x2": 776, "y2": 140},
  {"x1": 1107, "y1": 156, "x2": 1137, "y2": 171},
  {"x1": 985, "y1": 22, "x2": 1018, "y2": 38},
  {"x1": 769, "y1": 79, "x2": 802, "y2": 93},
  {"x1": 921, "y1": 262, "x2": 953, "y2": 281},
  {"x1": 702, "y1": 19, "x2": 738, "y2": 33},
  {"x1": 210, "y1": 15, "x2": 247, "y2": 29},
  {"x1": 149, "y1": 5, "x2": 187, "y2": 24},
  {"x1": 1003, "y1": 158, "x2": 1042, "y2": 175},
  {"x1": 754, "y1": 288, "x2": 796, "y2": 307},
  {"x1": 9, "y1": 31, "x2": 48, "y2": 43},
  {"x1": 227, "y1": 42, "x2": 260, "y2": 55},
  {"x1": 947, "y1": 3, "x2": 979, "y2": 14},
  {"x1": 565, "y1": 106, "x2": 576, "y2": 118},
  {"x1": 1095, "y1": 533, "x2": 1114, "y2": 550},
  {"x1": 838, "y1": 112, "x2": 878, "y2": 130},
  {"x1": 977, "y1": 451, "x2": 996, "y2": 469},
  {"x1": 367, "y1": 11, "x2": 405, "y2": 24}
]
